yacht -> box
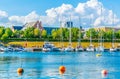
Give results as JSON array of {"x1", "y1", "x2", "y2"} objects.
[
  {"x1": 96, "y1": 7, "x2": 105, "y2": 52},
  {"x1": 96, "y1": 45, "x2": 104, "y2": 52},
  {"x1": 65, "y1": 44, "x2": 74, "y2": 52},
  {"x1": 76, "y1": 45, "x2": 84, "y2": 52},
  {"x1": 42, "y1": 42, "x2": 60, "y2": 52},
  {"x1": 65, "y1": 17, "x2": 74, "y2": 52},
  {"x1": 75, "y1": 19, "x2": 84, "y2": 52},
  {"x1": 86, "y1": 44, "x2": 95, "y2": 52},
  {"x1": 109, "y1": 15, "x2": 117, "y2": 52},
  {"x1": 5, "y1": 44, "x2": 24, "y2": 52}
]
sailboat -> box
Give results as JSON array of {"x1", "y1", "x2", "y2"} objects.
[
  {"x1": 86, "y1": 31, "x2": 95, "y2": 52},
  {"x1": 86, "y1": 16, "x2": 95, "y2": 52},
  {"x1": 65, "y1": 18, "x2": 74, "y2": 52},
  {"x1": 96, "y1": 6, "x2": 104, "y2": 52},
  {"x1": 75, "y1": 18, "x2": 84, "y2": 52},
  {"x1": 96, "y1": 30, "x2": 104, "y2": 52},
  {"x1": 109, "y1": 14, "x2": 117, "y2": 52},
  {"x1": 59, "y1": 21, "x2": 65, "y2": 52}
]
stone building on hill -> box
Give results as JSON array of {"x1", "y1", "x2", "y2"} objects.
[{"x1": 22, "y1": 21, "x2": 43, "y2": 31}]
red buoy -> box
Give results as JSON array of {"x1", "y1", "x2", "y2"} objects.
[
  {"x1": 59, "y1": 66, "x2": 66, "y2": 75},
  {"x1": 101, "y1": 70, "x2": 108, "y2": 76},
  {"x1": 17, "y1": 68, "x2": 24, "y2": 76}
]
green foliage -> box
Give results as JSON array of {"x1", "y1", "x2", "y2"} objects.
[
  {"x1": 1, "y1": 33, "x2": 8, "y2": 41},
  {"x1": 86, "y1": 28, "x2": 98, "y2": 39},
  {"x1": 34, "y1": 28, "x2": 40, "y2": 38},
  {"x1": 12, "y1": 30, "x2": 20, "y2": 38},
  {"x1": 104, "y1": 29, "x2": 113, "y2": 39},
  {"x1": 23, "y1": 27, "x2": 34, "y2": 38},
  {"x1": 0, "y1": 27, "x2": 5, "y2": 37},
  {"x1": 51, "y1": 29, "x2": 58, "y2": 39},
  {"x1": 71, "y1": 28, "x2": 79, "y2": 40},
  {"x1": 5, "y1": 28, "x2": 13, "y2": 37},
  {"x1": 41, "y1": 30, "x2": 47, "y2": 38}
]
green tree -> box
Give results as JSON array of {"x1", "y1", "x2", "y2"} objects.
[
  {"x1": 12, "y1": 30, "x2": 20, "y2": 38},
  {"x1": 51, "y1": 29, "x2": 58, "y2": 39},
  {"x1": 63, "y1": 28, "x2": 69, "y2": 40},
  {"x1": 41, "y1": 30, "x2": 47, "y2": 38},
  {"x1": 71, "y1": 28, "x2": 79, "y2": 40},
  {"x1": 86, "y1": 28, "x2": 98, "y2": 39},
  {"x1": 105, "y1": 29, "x2": 113, "y2": 39},
  {"x1": 34, "y1": 28, "x2": 40, "y2": 38},
  {"x1": 5, "y1": 28, "x2": 13, "y2": 37},
  {"x1": 115, "y1": 30, "x2": 120, "y2": 39},
  {"x1": 23, "y1": 27, "x2": 34, "y2": 38},
  {"x1": 0, "y1": 27, "x2": 5, "y2": 37},
  {"x1": 1, "y1": 34, "x2": 8, "y2": 41}
]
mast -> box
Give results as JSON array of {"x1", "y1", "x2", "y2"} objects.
[
  {"x1": 90, "y1": 15, "x2": 92, "y2": 45},
  {"x1": 78, "y1": 17, "x2": 81, "y2": 46},
  {"x1": 112, "y1": 14, "x2": 115, "y2": 48},
  {"x1": 59, "y1": 16, "x2": 64, "y2": 47},
  {"x1": 100, "y1": 5, "x2": 103, "y2": 47},
  {"x1": 69, "y1": 16, "x2": 72, "y2": 46}
]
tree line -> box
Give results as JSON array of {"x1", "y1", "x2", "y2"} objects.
[{"x1": 0, "y1": 26, "x2": 120, "y2": 42}]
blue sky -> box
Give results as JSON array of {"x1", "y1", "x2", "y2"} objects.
[
  {"x1": 0, "y1": 0, "x2": 120, "y2": 27},
  {"x1": 0, "y1": 0, "x2": 119, "y2": 16}
]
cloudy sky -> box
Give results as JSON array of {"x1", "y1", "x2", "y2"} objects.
[{"x1": 0, "y1": 0, "x2": 120, "y2": 28}]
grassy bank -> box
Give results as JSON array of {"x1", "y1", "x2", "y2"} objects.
[{"x1": 8, "y1": 41, "x2": 120, "y2": 49}]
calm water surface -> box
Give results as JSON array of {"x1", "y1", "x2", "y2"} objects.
[{"x1": 0, "y1": 51, "x2": 120, "y2": 79}]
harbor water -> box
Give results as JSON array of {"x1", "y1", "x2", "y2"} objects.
[{"x1": 0, "y1": 51, "x2": 120, "y2": 79}]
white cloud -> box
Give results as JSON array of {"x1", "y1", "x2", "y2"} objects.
[
  {"x1": 9, "y1": 11, "x2": 39, "y2": 25},
  {"x1": 0, "y1": 10, "x2": 8, "y2": 24},
  {"x1": 0, "y1": 10, "x2": 8, "y2": 17},
  {"x1": 0, "y1": 0, "x2": 120, "y2": 27}
]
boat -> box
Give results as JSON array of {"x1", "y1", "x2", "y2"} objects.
[
  {"x1": 75, "y1": 18, "x2": 84, "y2": 52},
  {"x1": 65, "y1": 17, "x2": 74, "y2": 52},
  {"x1": 42, "y1": 42, "x2": 60, "y2": 52},
  {"x1": 86, "y1": 17, "x2": 95, "y2": 52},
  {"x1": 0, "y1": 44, "x2": 8, "y2": 53},
  {"x1": 0, "y1": 47, "x2": 6, "y2": 53},
  {"x1": 86, "y1": 44, "x2": 95, "y2": 52},
  {"x1": 96, "y1": 45, "x2": 104, "y2": 52},
  {"x1": 109, "y1": 15, "x2": 117, "y2": 52},
  {"x1": 5, "y1": 44, "x2": 24, "y2": 52},
  {"x1": 96, "y1": 7, "x2": 104, "y2": 52},
  {"x1": 76, "y1": 45, "x2": 84, "y2": 52},
  {"x1": 65, "y1": 44, "x2": 74, "y2": 52}
]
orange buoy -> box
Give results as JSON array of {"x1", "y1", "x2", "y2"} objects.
[
  {"x1": 59, "y1": 66, "x2": 66, "y2": 75},
  {"x1": 101, "y1": 70, "x2": 108, "y2": 76},
  {"x1": 17, "y1": 68, "x2": 24, "y2": 76}
]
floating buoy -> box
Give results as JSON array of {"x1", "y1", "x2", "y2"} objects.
[
  {"x1": 59, "y1": 66, "x2": 66, "y2": 75},
  {"x1": 17, "y1": 68, "x2": 24, "y2": 76},
  {"x1": 96, "y1": 54, "x2": 102, "y2": 57},
  {"x1": 101, "y1": 70, "x2": 108, "y2": 76}
]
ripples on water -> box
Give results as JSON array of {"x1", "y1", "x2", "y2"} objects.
[{"x1": 0, "y1": 52, "x2": 120, "y2": 79}]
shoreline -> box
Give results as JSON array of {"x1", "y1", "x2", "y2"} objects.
[{"x1": 8, "y1": 41, "x2": 120, "y2": 49}]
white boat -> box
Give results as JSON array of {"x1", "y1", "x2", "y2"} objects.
[
  {"x1": 76, "y1": 45, "x2": 84, "y2": 52},
  {"x1": 86, "y1": 44, "x2": 95, "y2": 52},
  {"x1": 5, "y1": 45, "x2": 24, "y2": 52},
  {"x1": 0, "y1": 47, "x2": 5, "y2": 53},
  {"x1": 75, "y1": 18, "x2": 84, "y2": 52},
  {"x1": 96, "y1": 7, "x2": 105, "y2": 52},
  {"x1": 96, "y1": 46, "x2": 104, "y2": 52},
  {"x1": 42, "y1": 42, "x2": 60, "y2": 52},
  {"x1": 109, "y1": 14, "x2": 117, "y2": 52},
  {"x1": 65, "y1": 45, "x2": 74, "y2": 52},
  {"x1": 110, "y1": 47, "x2": 117, "y2": 52},
  {"x1": 65, "y1": 17, "x2": 74, "y2": 52}
]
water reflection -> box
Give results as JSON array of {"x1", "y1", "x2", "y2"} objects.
[{"x1": 0, "y1": 52, "x2": 120, "y2": 79}]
